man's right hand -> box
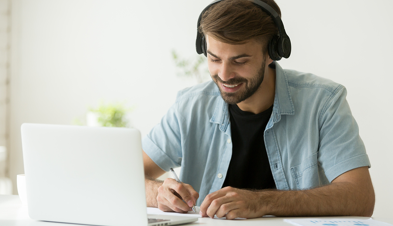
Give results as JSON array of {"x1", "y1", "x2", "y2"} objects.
[{"x1": 157, "y1": 178, "x2": 199, "y2": 213}]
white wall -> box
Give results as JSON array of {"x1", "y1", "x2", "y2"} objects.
[
  {"x1": 9, "y1": 0, "x2": 393, "y2": 218},
  {"x1": 0, "y1": 0, "x2": 11, "y2": 194},
  {"x1": 0, "y1": 0, "x2": 9, "y2": 157}
]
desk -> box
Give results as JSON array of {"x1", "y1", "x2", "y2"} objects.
[{"x1": 1, "y1": 195, "x2": 392, "y2": 226}]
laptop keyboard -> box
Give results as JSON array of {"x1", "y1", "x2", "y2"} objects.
[{"x1": 148, "y1": 218, "x2": 170, "y2": 224}]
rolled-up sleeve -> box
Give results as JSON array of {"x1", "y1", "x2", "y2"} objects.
[
  {"x1": 142, "y1": 101, "x2": 183, "y2": 172},
  {"x1": 318, "y1": 85, "x2": 371, "y2": 182}
]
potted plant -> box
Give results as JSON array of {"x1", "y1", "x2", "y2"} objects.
[{"x1": 86, "y1": 102, "x2": 131, "y2": 127}]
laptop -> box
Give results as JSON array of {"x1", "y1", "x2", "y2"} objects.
[{"x1": 21, "y1": 123, "x2": 197, "y2": 226}]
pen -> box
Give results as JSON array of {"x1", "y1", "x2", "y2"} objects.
[{"x1": 169, "y1": 168, "x2": 196, "y2": 213}]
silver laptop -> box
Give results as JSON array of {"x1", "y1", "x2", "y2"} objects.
[{"x1": 21, "y1": 123, "x2": 197, "y2": 226}]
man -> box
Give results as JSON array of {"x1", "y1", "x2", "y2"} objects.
[{"x1": 142, "y1": 0, "x2": 375, "y2": 220}]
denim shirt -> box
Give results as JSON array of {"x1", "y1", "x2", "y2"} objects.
[{"x1": 142, "y1": 63, "x2": 370, "y2": 206}]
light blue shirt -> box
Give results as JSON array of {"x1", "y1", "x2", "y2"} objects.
[{"x1": 142, "y1": 63, "x2": 370, "y2": 206}]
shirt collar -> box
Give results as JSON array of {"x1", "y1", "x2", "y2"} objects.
[
  {"x1": 210, "y1": 62, "x2": 295, "y2": 129},
  {"x1": 210, "y1": 96, "x2": 230, "y2": 133},
  {"x1": 273, "y1": 62, "x2": 295, "y2": 117}
]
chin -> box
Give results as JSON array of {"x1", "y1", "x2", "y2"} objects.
[{"x1": 221, "y1": 93, "x2": 242, "y2": 105}]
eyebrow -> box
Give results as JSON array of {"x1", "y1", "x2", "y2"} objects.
[{"x1": 207, "y1": 50, "x2": 252, "y2": 60}]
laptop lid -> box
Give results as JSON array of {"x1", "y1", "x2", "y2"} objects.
[{"x1": 21, "y1": 123, "x2": 197, "y2": 226}]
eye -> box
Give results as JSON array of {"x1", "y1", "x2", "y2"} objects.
[
  {"x1": 210, "y1": 58, "x2": 220, "y2": 63},
  {"x1": 234, "y1": 61, "x2": 247, "y2": 65}
]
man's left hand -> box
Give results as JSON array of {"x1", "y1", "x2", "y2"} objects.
[{"x1": 199, "y1": 186, "x2": 265, "y2": 219}]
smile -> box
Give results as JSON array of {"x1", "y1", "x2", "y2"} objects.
[{"x1": 223, "y1": 84, "x2": 240, "y2": 88}]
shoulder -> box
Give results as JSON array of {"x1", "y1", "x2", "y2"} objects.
[
  {"x1": 283, "y1": 69, "x2": 344, "y2": 96},
  {"x1": 278, "y1": 67, "x2": 349, "y2": 119},
  {"x1": 171, "y1": 81, "x2": 225, "y2": 122},
  {"x1": 175, "y1": 80, "x2": 222, "y2": 104}
]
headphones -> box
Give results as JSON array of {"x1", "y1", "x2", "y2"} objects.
[{"x1": 196, "y1": 0, "x2": 291, "y2": 61}]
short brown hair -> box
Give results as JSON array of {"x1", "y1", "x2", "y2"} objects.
[{"x1": 199, "y1": 0, "x2": 281, "y2": 48}]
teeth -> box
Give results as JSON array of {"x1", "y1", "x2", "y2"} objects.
[{"x1": 223, "y1": 84, "x2": 239, "y2": 88}]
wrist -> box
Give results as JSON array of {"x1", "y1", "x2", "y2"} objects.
[
  {"x1": 145, "y1": 178, "x2": 163, "y2": 207},
  {"x1": 257, "y1": 190, "x2": 277, "y2": 216}
]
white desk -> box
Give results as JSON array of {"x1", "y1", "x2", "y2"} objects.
[{"x1": 1, "y1": 195, "x2": 392, "y2": 226}]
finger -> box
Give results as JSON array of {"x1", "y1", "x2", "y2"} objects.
[
  {"x1": 215, "y1": 202, "x2": 239, "y2": 218},
  {"x1": 163, "y1": 187, "x2": 190, "y2": 212},
  {"x1": 157, "y1": 181, "x2": 190, "y2": 212},
  {"x1": 157, "y1": 203, "x2": 173, "y2": 212},
  {"x1": 199, "y1": 188, "x2": 229, "y2": 217},
  {"x1": 158, "y1": 202, "x2": 187, "y2": 213},
  {"x1": 206, "y1": 195, "x2": 234, "y2": 218},
  {"x1": 157, "y1": 193, "x2": 189, "y2": 213},
  {"x1": 170, "y1": 189, "x2": 194, "y2": 211},
  {"x1": 225, "y1": 209, "x2": 242, "y2": 220},
  {"x1": 172, "y1": 183, "x2": 196, "y2": 208},
  {"x1": 164, "y1": 178, "x2": 199, "y2": 208},
  {"x1": 170, "y1": 189, "x2": 183, "y2": 200},
  {"x1": 184, "y1": 184, "x2": 199, "y2": 206},
  {"x1": 156, "y1": 194, "x2": 175, "y2": 212},
  {"x1": 157, "y1": 190, "x2": 178, "y2": 212}
]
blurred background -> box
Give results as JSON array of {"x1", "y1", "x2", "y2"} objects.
[{"x1": 0, "y1": 0, "x2": 392, "y2": 218}]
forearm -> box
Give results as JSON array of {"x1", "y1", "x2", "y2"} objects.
[
  {"x1": 145, "y1": 178, "x2": 163, "y2": 207},
  {"x1": 261, "y1": 182, "x2": 375, "y2": 217}
]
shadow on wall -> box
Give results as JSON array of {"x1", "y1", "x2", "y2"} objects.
[{"x1": 0, "y1": 146, "x2": 12, "y2": 194}]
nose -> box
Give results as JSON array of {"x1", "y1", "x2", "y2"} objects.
[{"x1": 218, "y1": 62, "x2": 235, "y2": 82}]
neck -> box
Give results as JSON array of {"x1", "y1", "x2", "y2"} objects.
[{"x1": 236, "y1": 65, "x2": 276, "y2": 114}]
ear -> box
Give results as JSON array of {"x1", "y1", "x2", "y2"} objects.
[
  {"x1": 266, "y1": 54, "x2": 274, "y2": 65},
  {"x1": 263, "y1": 45, "x2": 274, "y2": 65}
]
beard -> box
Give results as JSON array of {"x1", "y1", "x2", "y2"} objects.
[{"x1": 211, "y1": 58, "x2": 267, "y2": 105}]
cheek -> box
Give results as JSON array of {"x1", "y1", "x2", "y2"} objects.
[
  {"x1": 207, "y1": 62, "x2": 217, "y2": 76},
  {"x1": 234, "y1": 67, "x2": 253, "y2": 80},
  {"x1": 243, "y1": 63, "x2": 261, "y2": 78}
]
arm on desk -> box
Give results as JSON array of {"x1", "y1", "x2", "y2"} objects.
[
  {"x1": 200, "y1": 166, "x2": 375, "y2": 219},
  {"x1": 143, "y1": 151, "x2": 199, "y2": 212},
  {"x1": 143, "y1": 150, "x2": 165, "y2": 207}
]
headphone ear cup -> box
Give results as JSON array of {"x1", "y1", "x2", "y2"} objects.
[
  {"x1": 279, "y1": 36, "x2": 291, "y2": 58},
  {"x1": 277, "y1": 38, "x2": 285, "y2": 58},
  {"x1": 202, "y1": 35, "x2": 207, "y2": 57},
  {"x1": 268, "y1": 36, "x2": 282, "y2": 61}
]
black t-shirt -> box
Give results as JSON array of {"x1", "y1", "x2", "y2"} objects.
[{"x1": 222, "y1": 104, "x2": 276, "y2": 190}]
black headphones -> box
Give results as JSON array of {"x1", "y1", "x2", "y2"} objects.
[{"x1": 196, "y1": 0, "x2": 291, "y2": 61}]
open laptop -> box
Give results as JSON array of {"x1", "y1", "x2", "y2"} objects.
[{"x1": 21, "y1": 123, "x2": 197, "y2": 226}]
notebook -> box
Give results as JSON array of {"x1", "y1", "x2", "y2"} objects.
[{"x1": 21, "y1": 123, "x2": 197, "y2": 226}]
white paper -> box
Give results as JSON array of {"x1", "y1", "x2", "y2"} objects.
[
  {"x1": 284, "y1": 218, "x2": 393, "y2": 226},
  {"x1": 147, "y1": 206, "x2": 201, "y2": 218},
  {"x1": 146, "y1": 206, "x2": 246, "y2": 220}
]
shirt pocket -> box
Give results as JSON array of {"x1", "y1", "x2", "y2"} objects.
[{"x1": 290, "y1": 152, "x2": 320, "y2": 190}]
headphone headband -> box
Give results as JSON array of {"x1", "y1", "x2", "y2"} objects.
[{"x1": 196, "y1": 0, "x2": 291, "y2": 60}]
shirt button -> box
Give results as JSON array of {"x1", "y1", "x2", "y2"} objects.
[
  {"x1": 227, "y1": 139, "x2": 231, "y2": 143},
  {"x1": 217, "y1": 173, "x2": 223, "y2": 179}
]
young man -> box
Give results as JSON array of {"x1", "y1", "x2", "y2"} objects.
[{"x1": 142, "y1": 0, "x2": 375, "y2": 219}]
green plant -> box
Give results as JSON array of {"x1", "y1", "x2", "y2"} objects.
[
  {"x1": 171, "y1": 50, "x2": 209, "y2": 83},
  {"x1": 89, "y1": 102, "x2": 131, "y2": 127}
]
